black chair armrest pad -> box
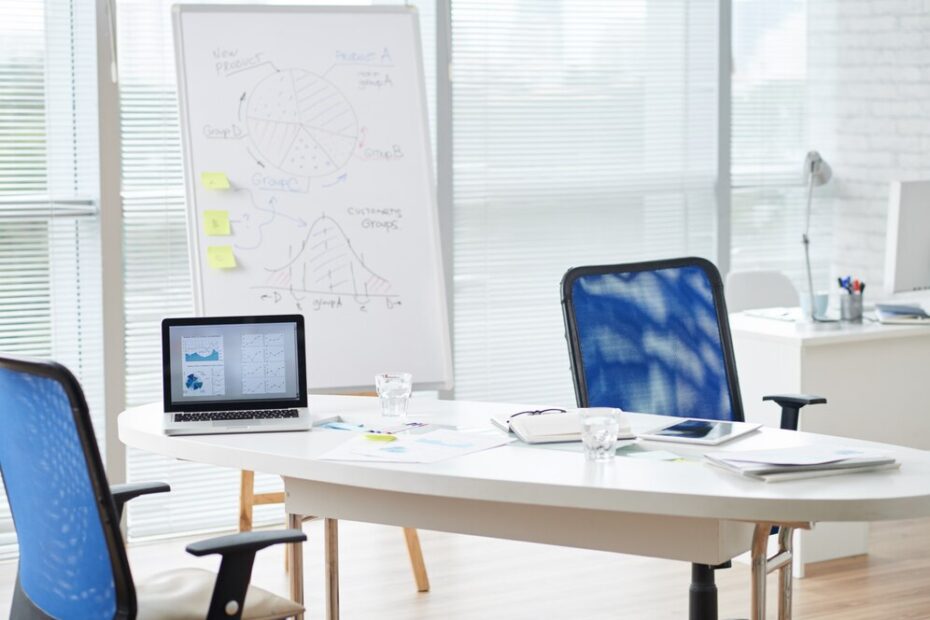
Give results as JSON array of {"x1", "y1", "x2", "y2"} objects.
[
  {"x1": 763, "y1": 394, "x2": 826, "y2": 407},
  {"x1": 110, "y1": 482, "x2": 171, "y2": 520},
  {"x1": 186, "y1": 529, "x2": 307, "y2": 557}
]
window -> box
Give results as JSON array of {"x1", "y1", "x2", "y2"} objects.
[
  {"x1": 451, "y1": 0, "x2": 720, "y2": 405},
  {"x1": 730, "y1": 0, "x2": 830, "y2": 288},
  {"x1": 0, "y1": 0, "x2": 102, "y2": 559}
]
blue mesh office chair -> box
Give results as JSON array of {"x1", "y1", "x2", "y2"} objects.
[
  {"x1": 0, "y1": 355, "x2": 306, "y2": 620},
  {"x1": 562, "y1": 257, "x2": 825, "y2": 620}
]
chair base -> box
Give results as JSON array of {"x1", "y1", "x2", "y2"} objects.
[{"x1": 689, "y1": 562, "x2": 725, "y2": 620}]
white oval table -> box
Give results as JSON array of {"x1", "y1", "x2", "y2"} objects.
[{"x1": 119, "y1": 395, "x2": 930, "y2": 620}]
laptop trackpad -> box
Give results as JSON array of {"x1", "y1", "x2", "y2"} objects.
[{"x1": 215, "y1": 420, "x2": 254, "y2": 427}]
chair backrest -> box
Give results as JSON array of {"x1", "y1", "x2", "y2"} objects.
[
  {"x1": 0, "y1": 356, "x2": 135, "y2": 619},
  {"x1": 724, "y1": 269, "x2": 799, "y2": 313},
  {"x1": 561, "y1": 257, "x2": 744, "y2": 422}
]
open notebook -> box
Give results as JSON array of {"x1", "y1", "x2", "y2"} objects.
[{"x1": 491, "y1": 410, "x2": 634, "y2": 444}]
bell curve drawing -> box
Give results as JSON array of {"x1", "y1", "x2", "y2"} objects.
[
  {"x1": 245, "y1": 69, "x2": 359, "y2": 178},
  {"x1": 254, "y1": 213, "x2": 396, "y2": 306}
]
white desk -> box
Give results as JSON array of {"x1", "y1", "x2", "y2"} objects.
[
  {"x1": 730, "y1": 312, "x2": 930, "y2": 573},
  {"x1": 119, "y1": 396, "x2": 930, "y2": 620}
]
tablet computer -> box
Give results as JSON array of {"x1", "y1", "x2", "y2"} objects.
[{"x1": 638, "y1": 419, "x2": 760, "y2": 446}]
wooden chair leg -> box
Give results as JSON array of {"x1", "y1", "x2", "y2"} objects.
[
  {"x1": 403, "y1": 527, "x2": 430, "y2": 592},
  {"x1": 239, "y1": 470, "x2": 255, "y2": 532}
]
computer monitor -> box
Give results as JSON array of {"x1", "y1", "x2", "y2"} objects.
[{"x1": 884, "y1": 180, "x2": 930, "y2": 296}]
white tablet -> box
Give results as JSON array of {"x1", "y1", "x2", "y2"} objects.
[{"x1": 638, "y1": 419, "x2": 760, "y2": 446}]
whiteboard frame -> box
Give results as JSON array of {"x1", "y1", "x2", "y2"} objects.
[{"x1": 172, "y1": 3, "x2": 453, "y2": 392}]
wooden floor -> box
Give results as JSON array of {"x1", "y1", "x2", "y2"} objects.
[{"x1": 2, "y1": 518, "x2": 929, "y2": 618}]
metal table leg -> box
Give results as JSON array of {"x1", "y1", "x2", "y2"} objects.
[
  {"x1": 751, "y1": 523, "x2": 771, "y2": 620},
  {"x1": 777, "y1": 526, "x2": 794, "y2": 620},
  {"x1": 750, "y1": 522, "x2": 801, "y2": 620}
]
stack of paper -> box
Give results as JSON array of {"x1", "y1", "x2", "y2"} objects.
[
  {"x1": 704, "y1": 446, "x2": 899, "y2": 482},
  {"x1": 875, "y1": 303, "x2": 930, "y2": 325}
]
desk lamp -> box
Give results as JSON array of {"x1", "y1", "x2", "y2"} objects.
[{"x1": 802, "y1": 151, "x2": 832, "y2": 321}]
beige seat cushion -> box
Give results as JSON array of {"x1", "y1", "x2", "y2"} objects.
[{"x1": 137, "y1": 567, "x2": 304, "y2": 620}]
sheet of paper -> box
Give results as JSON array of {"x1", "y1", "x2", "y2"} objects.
[
  {"x1": 708, "y1": 446, "x2": 887, "y2": 467},
  {"x1": 203, "y1": 210, "x2": 231, "y2": 235},
  {"x1": 626, "y1": 449, "x2": 682, "y2": 461},
  {"x1": 206, "y1": 245, "x2": 237, "y2": 269},
  {"x1": 200, "y1": 171, "x2": 230, "y2": 190},
  {"x1": 318, "y1": 429, "x2": 511, "y2": 463}
]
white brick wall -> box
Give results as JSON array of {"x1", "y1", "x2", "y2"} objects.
[{"x1": 808, "y1": 0, "x2": 930, "y2": 292}]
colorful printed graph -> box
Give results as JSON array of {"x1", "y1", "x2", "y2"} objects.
[
  {"x1": 185, "y1": 349, "x2": 220, "y2": 362},
  {"x1": 185, "y1": 373, "x2": 205, "y2": 392}
]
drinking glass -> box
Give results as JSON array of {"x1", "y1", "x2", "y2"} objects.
[
  {"x1": 375, "y1": 372, "x2": 413, "y2": 418},
  {"x1": 579, "y1": 407, "x2": 622, "y2": 462}
]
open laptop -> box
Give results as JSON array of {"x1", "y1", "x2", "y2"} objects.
[{"x1": 161, "y1": 314, "x2": 312, "y2": 435}]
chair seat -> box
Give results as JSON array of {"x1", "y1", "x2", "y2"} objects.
[{"x1": 137, "y1": 567, "x2": 303, "y2": 620}]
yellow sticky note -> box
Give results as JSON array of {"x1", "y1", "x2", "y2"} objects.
[
  {"x1": 206, "y1": 245, "x2": 237, "y2": 269},
  {"x1": 200, "y1": 171, "x2": 230, "y2": 190},
  {"x1": 203, "y1": 210, "x2": 231, "y2": 236}
]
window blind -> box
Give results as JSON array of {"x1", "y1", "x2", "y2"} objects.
[
  {"x1": 450, "y1": 0, "x2": 720, "y2": 405},
  {"x1": 0, "y1": 0, "x2": 102, "y2": 560},
  {"x1": 730, "y1": 0, "x2": 830, "y2": 288},
  {"x1": 118, "y1": 0, "x2": 437, "y2": 540}
]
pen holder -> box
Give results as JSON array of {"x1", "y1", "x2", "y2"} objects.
[{"x1": 840, "y1": 294, "x2": 863, "y2": 323}]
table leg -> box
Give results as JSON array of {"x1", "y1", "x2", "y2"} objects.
[
  {"x1": 326, "y1": 518, "x2": 340, "y2": 620},
  {"x1": 777, "y1": 526, "x2": 794, "y2": 620},
  {"x1": 751, "y1": 523, "x2": 770, "y2": 620},
  {"x1": 750, "y1": 523, "x2": 798, "y2": 620},
  {"x1": 287, "y1": 512, "x2": 305, "y2": 620}
]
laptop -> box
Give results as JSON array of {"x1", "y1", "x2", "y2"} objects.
[{"x1": 161, "y1": 314, "x2": 312, "y2": 435}]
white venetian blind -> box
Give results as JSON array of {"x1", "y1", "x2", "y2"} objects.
[
  {"x1": 0, "y1": 0, "x2": 102, "y2": 560},
  {"x1": 118, "y1": 0, "x2": 436, "y2": 539},
  {"x1": 730, "y1": 0, "x2": 830, "y2": 287},
  {"x1": 451, "y1": 0, "x2": 720, "y2": 405}
]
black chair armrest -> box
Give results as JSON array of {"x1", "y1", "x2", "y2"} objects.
[
  {"x1": 186, "y1": 530, "x2": 307, "y2": 620},
  {"x1": 186, "y1": 529, "x2": 307, "y2": 557},
  {"x1": 110, "y1": 482, "x2": 171, "y2": 521},
  {"x1": 763, "y1": 394, "x2": 827, "y2": 431}
]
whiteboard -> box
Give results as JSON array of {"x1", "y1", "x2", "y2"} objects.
[{"x1": 173, "y1": 5, "x2": 452, "y2": 390}]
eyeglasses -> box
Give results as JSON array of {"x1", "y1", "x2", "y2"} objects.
[{"x1": 507, "y1": 408, "x2": 566, "y2": 428}]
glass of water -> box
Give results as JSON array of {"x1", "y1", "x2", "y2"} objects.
[
  {"x1": 375, "y1": 372, "x2": 413, "y2": 418},
  {"x1": 579, "y1": 407, "x2": 622, "y2": 462}
]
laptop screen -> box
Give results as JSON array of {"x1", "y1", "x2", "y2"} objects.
[{"x1": 162, "y1": 315, "x2": 307, "y2": 412}]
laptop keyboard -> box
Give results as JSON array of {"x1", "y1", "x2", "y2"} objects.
[{"x1": 174, "y1": 409, "x2": 300, "y2": 423}]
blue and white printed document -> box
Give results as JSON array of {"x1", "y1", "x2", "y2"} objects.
[{"x1": 318, "y1": 429, "x2": 511, "y2": 463}]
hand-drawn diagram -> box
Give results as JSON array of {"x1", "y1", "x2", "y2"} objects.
[
  {"x1": 246, "y1": 69, "x2": 358, "y2": 178},
  {"x1": 200, "y1": 55, "x2": 402, "y2": 312},
  {"x1": 252, "y1": 213, "x2": 396, "y2": 307}
]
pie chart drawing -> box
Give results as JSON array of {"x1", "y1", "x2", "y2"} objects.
[{"x1": 246, "y1": 69, "x2": 358, "y2": 177}]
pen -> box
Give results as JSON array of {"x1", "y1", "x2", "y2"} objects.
[
  {"x1": 367, "y1": 422, "x2": 428, "y2": 434},
  {"x1": 321, "y1": 422, "x2": 365, "y2": 431}
]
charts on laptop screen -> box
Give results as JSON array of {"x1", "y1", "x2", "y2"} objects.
[{"x1": 165, "y1": 319, "x2": 302, "y2": 407}]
